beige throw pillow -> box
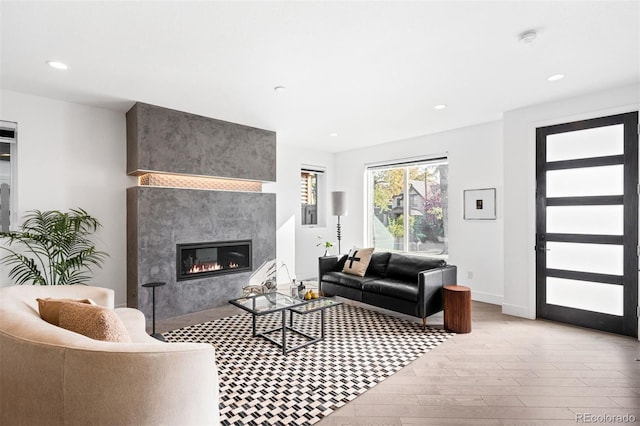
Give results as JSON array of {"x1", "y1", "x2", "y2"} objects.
[
  {"x1": 342, "y1": 247, "x2": 375, "y2": 277},
  {"x1": 37, "y1": 297, "x2": 95, "y2": 326},
  {"x1": 58, "y1": 301, "x2": 132, "y2": 343}
]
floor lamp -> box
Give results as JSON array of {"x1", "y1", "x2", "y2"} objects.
[{"x1": 331, "y1": 191, "x2": 348, "y2": 254}]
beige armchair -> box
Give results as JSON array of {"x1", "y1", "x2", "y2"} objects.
[{"x1": 0, "y1": 285, "x2": 219, "y2": 426}]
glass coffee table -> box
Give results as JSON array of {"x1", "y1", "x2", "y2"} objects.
[{"x1": 229, "y1": 292, "x2": 341, "y2": 355}]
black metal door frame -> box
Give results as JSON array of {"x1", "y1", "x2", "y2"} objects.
[{"x1": 536, "y1": 112, "x2": 638, "y2": 337}]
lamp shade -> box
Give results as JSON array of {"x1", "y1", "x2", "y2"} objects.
[{"x1": 331, "y1": 191, "x2": 347, "y2": 216}]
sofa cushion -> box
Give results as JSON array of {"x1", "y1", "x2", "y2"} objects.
[
  {"x1": 385, "y1": 253, "x2": 446, "y2": 283},
  {"x1": 342, "y1": 247, "x2": 374, "y2": 277},
  {"x1": 365, "y1": 252, "x2": 392, "y2": 277},
  {"x1": 321, "y1": 271, "x2": 375, "y2": 290},
  {"x1": 58, "y1": 301, "x2": 132, "y2": 343},
  {"x1": 362, "y1": 278, "x2": 419, "y2": 303},
  {"x1": 37, "y1": 297, "x2": 96, "y2": 326}
]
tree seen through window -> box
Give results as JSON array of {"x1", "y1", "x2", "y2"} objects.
[{"x1": 368, "y1": 160, "x2": 448, "y2": 255}]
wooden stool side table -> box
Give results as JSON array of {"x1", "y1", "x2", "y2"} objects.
[{"x1": 443, "y1": 285, "x2": 472, "y2": 333}]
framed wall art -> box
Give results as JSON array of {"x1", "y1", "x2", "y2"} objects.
[{"x1": 464, "y1": 188, "x2": 496, "y2": 220}]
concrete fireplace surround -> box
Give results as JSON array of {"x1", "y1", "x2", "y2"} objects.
[
  {"x1": 127, "y1": 102, "x2": 276, "y2": 181},
  {"x1": 126, "y1": 102, "x2": 276, "y2": 321}
]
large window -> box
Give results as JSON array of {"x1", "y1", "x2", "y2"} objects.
[
  {"x1": 367, "y1": 158, "x2": 448, "y2": 256},
  {"x1": 301, "y1": 168, "x2": 324, "y2": 226}
]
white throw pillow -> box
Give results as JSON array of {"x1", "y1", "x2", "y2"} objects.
[{"x1": 342, "y1": 247, "x2": 375, "y2": 277}]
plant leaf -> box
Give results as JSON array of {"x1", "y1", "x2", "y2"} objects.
[{"x1": 0, "y1": 208, "x2": 109, "y2": 285}]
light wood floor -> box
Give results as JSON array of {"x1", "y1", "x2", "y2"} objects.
[{"x1": 155, "y1": 300, "x2": 640, "y2": 426}]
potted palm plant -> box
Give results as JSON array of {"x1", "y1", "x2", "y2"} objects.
[{"x1": 0, "y1": 208, "x2": 108, "y2": 285}]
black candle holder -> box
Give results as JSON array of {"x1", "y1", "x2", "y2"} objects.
[{"x1": 142, "y1": 281, "x2": 166, "y2": 341}]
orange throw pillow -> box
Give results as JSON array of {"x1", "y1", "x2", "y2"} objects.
[
  {"x1": 58, "y1": 301, "x2": 132, "y2": 343},
  {"x1": 37, "y1": 297, "x2": 95, "y2": 326}
]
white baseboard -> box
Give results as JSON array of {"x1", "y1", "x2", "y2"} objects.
[
  {"x1": 471, "y1": 291, "x2": 503, "y2": 306},
  {"x1": 502, "y1": 303, "x2": 534, "y2": 319}
]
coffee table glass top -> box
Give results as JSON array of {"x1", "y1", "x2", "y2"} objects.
[
  {"x1": 289, "y1": 298, "x2": 342, "y2": 314},
  {"x1": 230, "y1": 292, "x2": 306, "y2": 314}
]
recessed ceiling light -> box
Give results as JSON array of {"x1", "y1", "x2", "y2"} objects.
[
  {"x1": 434, "y1": 104, "x2": 447, "y2": 110},
  {"x1": 46, "y1": 60, "x2": 68, "y2": 70},
  {"x1": 273, "y1": 86, "x2": 287, "y2": 92},
  {"x1": 329, "y1": 133, "x2": 338, "y2": 137},
  {"x1": 518, "y1": 30, "x2": 537, "y2": 44},
  {"x1": 547, "y1": 74, "x2": 565, "y2": 82}
]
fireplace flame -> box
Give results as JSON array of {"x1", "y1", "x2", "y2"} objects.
[
  {"x1": 188, "y1": 261, "x2": 240, "y2": 274},
  {"x1": 188, "y1": 262, "x2": 222, "y2": 273}
]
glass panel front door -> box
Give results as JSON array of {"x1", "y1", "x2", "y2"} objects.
[
  {"x1": 546, "y1": 278, "x2": 624, "y2": 316},
  {"x1": 546, "y1": 242, "x2": 623, "y2": 276},
  {"x1": 546, "y1": 165, "x2": 623, "y2": 197},
  {"x1": 536, "y1": 112, "x2": 638, "y2": 337},
  {"x1": 546, "y1": 124, "x2": 624, "y2": 161},
  {"x1": 546, "y1": 205, "x2": 624, "y2": 235}
]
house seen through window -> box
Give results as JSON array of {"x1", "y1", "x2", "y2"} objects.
[{"x1": 367, "y1": 158, "x2": 448, "y2": 256}]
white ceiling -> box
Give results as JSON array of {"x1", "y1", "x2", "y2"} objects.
[{"x1": 1, "y1": 1, "x2": 638, "y2": 153}]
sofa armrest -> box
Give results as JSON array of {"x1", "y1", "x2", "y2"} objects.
[
  {"x1": 417, "y1": 265, "x2": 457, "y2": 318},
  {"x1": 115, "y1": 307, "x2": 159, "y2": 343},
  {"x1": 318, "y1": 256, "x2": 340, "y2": 294},
  {"x1": 319, "y1": 256, "x2": 339, "y2": 279}
]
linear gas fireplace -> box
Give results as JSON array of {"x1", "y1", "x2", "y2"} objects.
[{"x1": 177, "y1": 240, "x2": 252, "y2": 281}]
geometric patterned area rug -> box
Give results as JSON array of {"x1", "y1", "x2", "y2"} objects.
[{"x1": 163, "y1": 303, "x2": 453, "y2": 426}]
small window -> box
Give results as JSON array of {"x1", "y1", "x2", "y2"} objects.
[
  {"x1": 0, "y1": 121, "x2": 17, "y2": 233},
  {"x1": 301, "y1": 168, "x2": 324, "y2": 226}
]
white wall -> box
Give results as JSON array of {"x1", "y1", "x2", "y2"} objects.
[
  {"x1": 0, "y1": 90, "x2": 134, "y2": 305},
  {"x1": 5, "y1": 83, "x2": 636, "y2": 319},
  {"x1": 267, "y1": 142, "x2": 336, "y2": 283},
  {"x1": 503, "y1": 83, "x2": 640, "y2": 319},
  {"x1": 334, "y1": 121, "x2": 504, "y2": 305},
  {"x1": 0, "y1": 89, "x2": 335, "y2": 304}
]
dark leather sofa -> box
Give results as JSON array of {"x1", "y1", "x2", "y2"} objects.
[{"x1": 318, "y1": 252, "x2": 457, "y2": 328}]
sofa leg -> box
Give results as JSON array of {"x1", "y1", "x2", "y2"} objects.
[{"x1": 422, "y1": 317, "x2": 426, "y2": 331}]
